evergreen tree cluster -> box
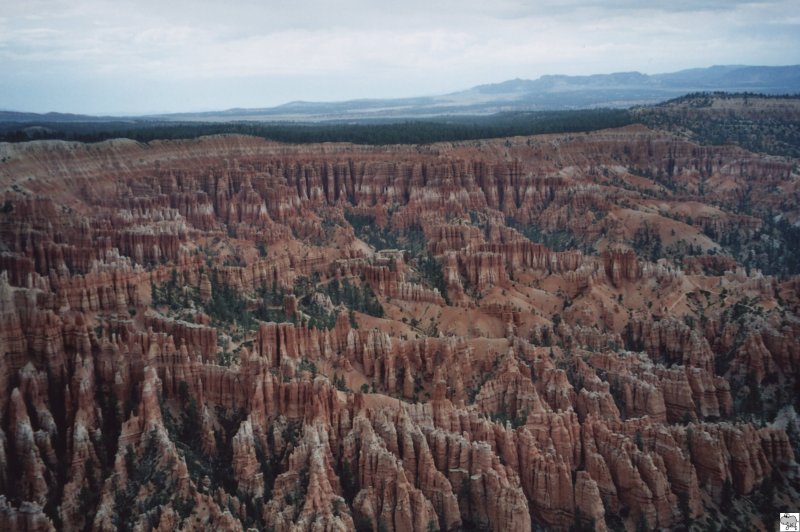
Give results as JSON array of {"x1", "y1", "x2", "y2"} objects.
[
  {"x1": 344, "y1": 213, "x2": 400, "y2": 250},
  {"x1": 631, "y1": 223, "x2": 663, "y2": 262},
  {"x1": 712, "y1": 215, "x2": 800, "y2": 276},
  {"x1": 152, "y1": 268, "x2": 256, "y2": 330},
  {"x1": 113, "y1": 432, "x2": 189, "y2": 531},
  {"x1": 0, "y1": 109, "x2": 634, "y2": 145},
  {"x1": 414, "y1": 253, "x2": 449, "y2": 303},
  {"x1": 205, "y1": 270, "x2": 254, "y2": 329},
  {"x1": 636, "y1": 92, "x2": 800, "y2": 158},
  {"x1": 285, "y1": 275, "x2": 384, "y2": 330},
  {"x1": 150, "y1": 269, "x2": 194, "y2": 312},
  {"x1": 509, "y1": 218, "x2": 591, "y2": 254},
  {"x1": 323, "y1": 277, "x2": 384, "y2": 318}
]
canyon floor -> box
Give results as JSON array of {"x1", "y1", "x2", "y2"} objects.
[{"x1": 0, "y1": 118, "x2": 799, "y2": 531}]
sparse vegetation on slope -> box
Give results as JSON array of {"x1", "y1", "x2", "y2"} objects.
[{"x1": 635, "y1": 92, "x2": 800, "y2": 157}]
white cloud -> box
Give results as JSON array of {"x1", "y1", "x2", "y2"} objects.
[{"x1": 0, "y1": 0, "x2": 798, "y2": 113}]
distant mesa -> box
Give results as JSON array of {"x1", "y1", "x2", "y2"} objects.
[{"x1": 1, "y1": 64, "x2": 798, "y2": 123}]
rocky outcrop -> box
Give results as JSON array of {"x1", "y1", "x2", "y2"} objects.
[
  {"x1": 8, "y1": 388, "x2": 49, "y2": 505},
  {"x1": 604, "y1": 249, "x2": 641, "y2": 287},
  {"x1": 0, "y1": 497, "x2": 55, "y2": 532},
  {"x1": 574, "y1": 471, "x2": 607, "y2": 531},
  {"x1": 459, "y1": 251, "x2": 509, "y2": 292},
  {"x1": 626, "y1": 317, "x2": 716, "y2": 372},
  {"x1": 359, "y1": 263, "x2": 446, "y2": 305},
  {"x1": 0, "y1": 127, "x2": 797, "y2": 531},
  {"x1": 145, "y1": 312, "x2": 218, "y2": 362},
  {"x1": 232, "y1": 420, "x2": 265, "y2": 499}
]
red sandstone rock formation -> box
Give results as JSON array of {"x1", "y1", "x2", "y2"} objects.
[{"x1": 0, "y1": 127, "x2": 797, "y2": 531}]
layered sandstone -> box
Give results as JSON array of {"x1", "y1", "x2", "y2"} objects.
[{"x1": 0, "y1": 127, "x2": 797, "y2": 531}]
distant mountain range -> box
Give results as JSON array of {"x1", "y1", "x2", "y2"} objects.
[{"x1": 2, "y1": 64, "x2": 799, "y2": 123}]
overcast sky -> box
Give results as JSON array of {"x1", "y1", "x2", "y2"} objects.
[{"x1": 1, "y1": 0, "x2": 798, "y2": 115}]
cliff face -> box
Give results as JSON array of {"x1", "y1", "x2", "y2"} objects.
[{"x1": 0, "y1": 128, "x2": 798, "y2": 531}]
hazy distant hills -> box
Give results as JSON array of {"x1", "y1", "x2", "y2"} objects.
[
  {"x1": 2, "y1": 64, "x2": 799, "y2": 123},
  {"x1": 0, "y1": 111, "x2": 134, "y2": 123},
  {"x1": 148, "y1": 64, "x2": 800, "y2": 121}
]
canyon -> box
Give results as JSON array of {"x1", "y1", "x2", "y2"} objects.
[{"x1": 0, "y1": 123, "x2": 799, "y2": 531}]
